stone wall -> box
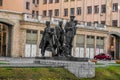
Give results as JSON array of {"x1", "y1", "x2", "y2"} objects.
[{"x1": 0, "y1": 11, "x2": 23, "y2": 57}]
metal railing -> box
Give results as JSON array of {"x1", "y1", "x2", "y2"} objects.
[{"x1": 23, "y1": 13, "x2": 69, "y2": 24}]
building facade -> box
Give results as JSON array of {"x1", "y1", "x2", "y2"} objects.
[
  {"x1": 0, "y1": 0, "x2": 39, "y2": 16},
  {"x1": 0, "y1": 0, "x2": 120, "y2": 59},
  {"x1": 40, "y1": 0, "x2": 120, "y2": 27},
  {"x1": 39, "y1": 0, "x2": 120, "y2": 59}
]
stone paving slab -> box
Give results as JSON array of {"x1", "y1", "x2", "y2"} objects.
[
  {"x1": 97, "y1": 60, "x2": 116, "y2": 64},
  {"x1": 0, "y1": 63, "x2": 64, "y2": 68},
  {"x1": 0, "y1": 57, "x2": 35, "y2": 63}
]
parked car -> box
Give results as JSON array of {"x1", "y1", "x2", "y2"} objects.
[{"x1": 94, "y1": 53, "x2": 112, "y2": 60}]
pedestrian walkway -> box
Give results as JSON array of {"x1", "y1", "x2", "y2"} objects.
[
  {"x1": 95, "y1": 60, "x2": 119, "y2": 67},
  {"x1": 97, "y1": 60, "x2": 116, "y2": 64},
  {"x1": 0, "y1": 57, "x2": 35, "y2": 63},
  {"x1": 0, "y1": 57, "x2": 64, "y2": 67}
]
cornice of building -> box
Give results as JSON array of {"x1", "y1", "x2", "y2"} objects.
[
  {"x1": 77, "y1": 27, "x2": 109, "y2": 34},
  {"x1": 0, "y1": 9, "x2": 23, "y2": 14}
]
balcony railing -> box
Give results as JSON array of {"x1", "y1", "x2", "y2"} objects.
[
  {"x1": 23, "y1": 13, "x2": 106, "y2": 30},
  {"x1": 23, "y1": 13, "x2": 69, "y2": 24},
  {"x1": 76, "y1": 22, "x2": 106, "y2": 30}
]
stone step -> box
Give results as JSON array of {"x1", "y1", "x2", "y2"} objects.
[{"x1": 35, "y1": 56, "x2": 89, "y2": 62}]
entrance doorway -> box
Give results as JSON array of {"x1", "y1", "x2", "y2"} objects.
[
  {"x1": 109, "y1": 34, "x2": 120, "y2": 59},
  {"x1": 0, "y1": 24, "x2": 8, "y2": 57}
]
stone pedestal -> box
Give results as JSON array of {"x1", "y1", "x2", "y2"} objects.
[{"x1": 34, "y1": 57, "x2": 95, "y2": 78}]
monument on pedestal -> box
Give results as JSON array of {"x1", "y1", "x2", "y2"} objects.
[
  {"x1": 39, "y1": 16, "x2": 78, "y2": 58},
  {"x1": 36, "y1": 16, "x2": 95, "y2": 78}
]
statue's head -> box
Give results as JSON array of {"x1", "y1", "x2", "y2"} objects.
[
  {"x1": 59, "y1": 21, "x2": 63, "y2": 26},
  {"x1": 46, "y1": 21, "x2": 50, "y2": 27},
  {"x1": 70, "y1": 16, "x2": 75, "y2": 21}
]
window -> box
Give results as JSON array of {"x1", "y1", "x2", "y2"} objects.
[
  {"x1": 48, "y1": 10, "x2": 53, "y2": 16},
  {"x1": 33, "y1": 0, "x2": 35, "y2": 4},
  {"x1": 112, "y1": 3, "x2": 118, "y2": 12},
  {"x1": 70, "y1": 8, "x2": 75, "y2": 15},
  {"x1": 87, "y1": 6, "x2": 92, "y2": 14},
  {"x1": 26, "y1": 2, "x2": 30, "y2": 10},
  {"x1": 43, "y1": 10, "x2": 47, "y2": 16},
  {"x1": 64, "y1": 0, "x2": 68, "y2": 2},
  {"x1": 96, "y1": 36, "x2": 104, "y2": 49},
  {"x1": 94, "y1": 21, "x2": 98, "y2": 24},
  {"x1": 101, "y1": 5, "x2": 106, "y2": 13},
  {"x1": 87, "y1": 22, "x2": 91, "y2": 26},
  {"x1": 87, "y1": 36, "x2": 95, "y2": 48},
  {"x1": 33, "y1": 0, "x2": 39, "y2": 4},
  {"x1": 77, "y1": 7, "x2": 81, "y2": 15},
  {"x1": 101, "y1": 21, "x2": 105, "y2": 25},
  {"x1": 49, "y1": 0, "x2": 53, "y2": 3},
  {"x1": 32, "y1": 10, "x2": 35, "y2": 17},
  {"x1": 36, "y1": 11, "x2": 39, "y2": 17},
  {"x1": 64, "y1": 8, "x2": 68, "y2": 16},
  {"x1": 76, "y1": 35, "x2": 85, "y2": 47},
  {"x1": 37, "y1": 0, "x2": 39, "y2": 4},
  {"x1": 43, "y1": 0, "x2": 47, "y2": 4},
  {"x1": 112, "y1": 20, "x2": 118, "y2": 26},
  {"x1": 55, "y1": 0, "x2": 59, "y2": 3},
  {"x1": 0, "y1": 0, "x2": 3, "y2": 6},
  {"x1": 26, "y1": 30, "x2": 37, "y2": 44},
  {"x1": 54, "y1": 9, "x2": 59, "y2": 16},
  {"x1": 94, "y1": 5, "x2": 99, "y2": 13}
]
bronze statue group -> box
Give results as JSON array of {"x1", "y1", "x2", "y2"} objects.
[{"x1": 39, "y1": 16, "x2": 78, "y2": 57}]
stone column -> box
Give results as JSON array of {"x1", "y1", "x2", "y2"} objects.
[
  {"x1": 36, "y1": 30, "x2": 40, "y2": 57},
  {"x1": 84, "y1": 35, "x2": 87, "y2": 57},
  {"x1": 104, "y1": 36, "x2": 108, "y2": 53},
  {"x1": 94, "y1": 36, "x2": 97, "y2": 56},
  {"x1": 106, "y1": 34, "x2": 111, "y2": 54},
  {"x1": 73, "y1": 35, "x2": 77, "y2": 57},
  {"x1": 20, "y1": 29, "x2": 26, "y2": 57}
]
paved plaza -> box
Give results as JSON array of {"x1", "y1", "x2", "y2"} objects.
[{"x1": 0, "y1": 57, "x2": 117, "y2": 67}]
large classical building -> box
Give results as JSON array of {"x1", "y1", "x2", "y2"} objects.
[
  {"x1": 0, "y1": 0, "x2": 120, "y2": 59},
  {"x1": 40, "y1": 0, "x2": 120, "y2": 27}
]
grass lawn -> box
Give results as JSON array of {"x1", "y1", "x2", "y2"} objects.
[
  {"x1": 0, "y1": 67, "x2": 78, "y2": 80},
  {"x1": 0, "y1": 66, "x2": 120, "y2": 80},
  {"x1": 81, "y1": 66, "x2": 120, "y2": 80}
]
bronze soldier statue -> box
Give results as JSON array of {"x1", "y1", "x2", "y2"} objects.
[
  {"x1": 64, "y1": 16, "x2": 78, "y2": 57},
  {"x1": 39, "y1": 21, "x2": 56, "y2": 57},
  {"x1": 54, "y1": 21, "x2": 64, "y2": 56},
  {"x1": 39, "y1": 16, "x2": 78, "y2": 57}
]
